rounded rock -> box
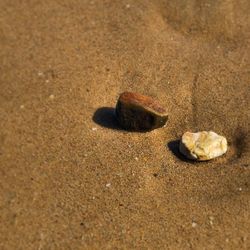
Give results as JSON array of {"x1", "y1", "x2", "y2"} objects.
[{"x1": 179, "y1": 131, "x2": 228, "y2": 161}]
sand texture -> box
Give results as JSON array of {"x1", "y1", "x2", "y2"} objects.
[{"x1": 0, "y1": 0, "x2": 250, "y2": 249}]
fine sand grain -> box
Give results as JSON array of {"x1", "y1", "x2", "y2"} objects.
[{"x1": 0, "y1": 1, "x2": 249, "y2": 249}]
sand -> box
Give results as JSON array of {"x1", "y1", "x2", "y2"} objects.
[{"x1": 0, "y1": 0, "x2": 249, "y2": 249}]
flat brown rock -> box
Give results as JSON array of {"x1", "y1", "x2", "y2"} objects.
[{"x1": 115, "y1": 92, "x2": 168, "y2": 131}]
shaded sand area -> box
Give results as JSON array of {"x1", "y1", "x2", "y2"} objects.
[{"x1": 0, "y1": 0, "x2": 249, "y2": 249}]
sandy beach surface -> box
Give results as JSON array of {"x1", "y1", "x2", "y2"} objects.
[{"x1": 0, "y1": 0, "x2": 249, "y2": 249}]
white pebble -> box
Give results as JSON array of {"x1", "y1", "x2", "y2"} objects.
[
  {"x1": 49, "y1": 94, "x2": 55, "y2": 100},
  {"x1": 106, "y1": 183, "x2": 111, "y2": 187},
  {"x1": 209, "y1": 216, "x2": 214, "y2": 225},
  {"x1": 192, "y1": 222, "x2": 197, "y2": 228},
  {"x1": 179, "y1": 131, "x2": 227, "y2": 161},
  {"x1": 92, "y1": 127, "x2": 97, "y2": 131},
  {"x1": 209, "y1": 216, "x2": 214, "y2": 220}
]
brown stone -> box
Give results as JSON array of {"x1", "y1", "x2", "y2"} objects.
[{"x1": 115, "y1": 92, "x2": 168, "y2": 131}]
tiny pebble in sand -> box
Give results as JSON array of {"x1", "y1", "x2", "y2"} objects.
[{"x1": 192, "y1": 222, "x2": 197, "y2": 228}]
